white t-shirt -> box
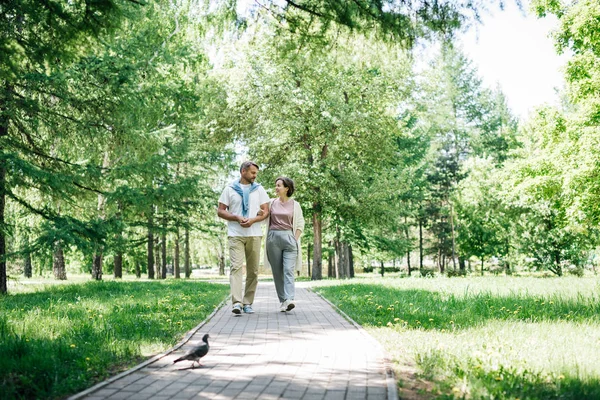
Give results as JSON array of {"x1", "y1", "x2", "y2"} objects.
[{"x1": 218, "y1": 184, "x2": 270, "y2": 237}]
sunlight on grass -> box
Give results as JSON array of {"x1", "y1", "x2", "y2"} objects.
[
  {"x1": 0, "y1": 279, "x2": 229, "y2": 400},
  {"x1": 315, "y1": 276, "x2": 600, "y2": 399}
]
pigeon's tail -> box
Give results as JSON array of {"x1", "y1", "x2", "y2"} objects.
[{"x1": 173, "y1": 356, "x2": 184, "y2": 364}]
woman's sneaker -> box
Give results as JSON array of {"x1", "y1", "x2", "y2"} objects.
[
  {"x1": 286, "y1": 301, "x2": 295, "y2": 311},
  {"x1": 280, "y1": 301, "x2": 288, "y2": 312},
  {"x1": 232, "y1": 303, "x2": 242, "y2": 315}
]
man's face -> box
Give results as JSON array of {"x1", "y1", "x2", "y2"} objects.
[{"x1": 241, "y1": 165, "x2": 259, "y2": 184}]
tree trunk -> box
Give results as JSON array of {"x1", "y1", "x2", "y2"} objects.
[
  {"x1": 327, "y1": 247, "x2": 334, "y2": 278},
  {"x1": 147, "y1": 214, "x2": 155, "y2": 279},
  {"x1": 114, "y1": 200, "x2": 123, "y2": 279},
  {"x1": 459, "y1": 257, "x2": 466, "y2": 274},
  {"x1": 307, "y1": 243, "x2": 311, "y2": 278},
  {"x1": 449, "y1": 203, "x2": 457, "y2": 270},
  {"x1": 419, "y1": 218, "x2": 424, "y2": 275},
  {"x1": 337, "y1": 241, "x2": 350, "y2": 279},
  {"x1": 405, "y1": 216, "x2": 411, "y2": 276},
  {"x1": 218, "y1": 236, "x2": 225, "y2": 276},
  {"x1": 161, "y1": 228, "x2": 167, "y2": 279},
  {"x1": 554, "y1": 252, "x2": 562, "y2": 277},
  {"x1": 155, "y1": 236, "x2": 162, "y2": 279},
  {"x1": 92, "y1": 151, "x2": 109, "y2": 281},
  {"x1": 92, "y1": 252, "x2": 102, "y2": 280},
  {"x1": 184, "y1": 227, "x2": 191, "y2": 278},
  {"x1": 311, "y1": 209, "x2": 322, "y2": 280},
  {"x1": 23, "y1": 234, "x2": 32, "y2": 278},
  {"x1": 481, "y1": 258, "x2": 484, "y2": 276},
  {"x1": 380, "y1": 260, "x2": 384, "y2": 277},
  {"x1": 135, "y1": 261, "x2": 141, "y2": 278},
  {"x1": 349, "y1": 245, "x2": 354, "y2": 278},
  {"x1": 114, "y1": 252, "x2": 123, "y2": 279},
  {"x1": 53, "y1": 243, "x2": 67, "y2": 280},
  {"x1": 335, "y1": 238, "x2": 347, "y2": 279},
  {"x1": 24, "y1": 251, "x2": 32, "y2": 278},
  {"x1": 0, "y1": 88, "x2": 9, "y2": 294},
  {"x1": 174, "y1": 229, "x2": 180, "y2": 279}
]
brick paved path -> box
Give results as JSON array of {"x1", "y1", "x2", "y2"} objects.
[{"x1": 70, "y1": 282, "x2": 396, "y2": 400}]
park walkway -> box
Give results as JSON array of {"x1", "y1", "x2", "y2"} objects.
[{"x1": 70, "y1": 282, "x2": 397, "y2": 400}]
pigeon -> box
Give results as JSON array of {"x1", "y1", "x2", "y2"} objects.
[{"x1": 173, "y1": 333, "x2": 210, "y2": 368}]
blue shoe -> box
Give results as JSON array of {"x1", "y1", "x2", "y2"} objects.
[
  {"x1": 232, "y1": 303, "x2": 242, "y2": 315},
  {"x1": 243, "y1": 305, "x2": 254, "y2": 314}
]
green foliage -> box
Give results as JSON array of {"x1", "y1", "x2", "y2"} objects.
[
  {"x1": 0, "y1": 279, "x2": 229, "y2": 399},
  {"x1": 255, "y1": 0, "x2": 512, "y2": 47}
]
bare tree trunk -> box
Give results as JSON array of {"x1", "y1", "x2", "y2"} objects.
[
  {"x1": 327, "y1": 247, "x2": 334, "y2": 278},
  {"x1": 0, "y1": 85, "x2": 10, "y2": 294},
  {"x1": 337, "y1": 241, "x2": 350, "y2": 279},
  {"x1": 405, "y1": 216, "x2": 411, "y2": 276},
  {"x1": 24, "y1": 251, "x2": 32, "y2": 278},
  {"x1": 114, "y1": 253, "x2": 123, "y2": 279},
  {"x1": 459, "y1": 257, "x2": 466, "y2": 275},
  {"x1": 155, "y1": 236, "x2": 162, "y2": 279},
  {"x1": 114, "y1": 201, "x2": 123, "y2": 279},
  {"x1": 419, "y1": 218, "x2": 424, "y2": 275},
  {"x1": 23, "y1": 234, "x2": 32, "y2": 278},
  {"x1": 184, "y1": 228, "x2": 191, "y2": 278},
  {"x1": 92, "y1": 252, "x2": 102, "y2": 281},
  {"x1": 147, "y1": 214, "x2": 155, "y2": 279},
  {"x1": 449, "y1": 203, "x2": 457, "y2": 270},
  {"x1": 174, "y1": 229, "x2": 180, "y2": 279},
  {"x1": 311, "y1": 209, "x2": 322, "y2": 280},
  {"x1": 161, "y1": 227, "x2": 167, "y2": 279},
  {"x1": 481, "y1": 258, "x2": 484, "y2": 276},
  {"x1": 335, "y1": 239, "x2": 346, "y2": 279},
  {"x1": 307, "y1": 243, "x2": 311, "y2": 278},
  {"x1": 380, "y1": 260, "x2": 384, "y2": 277},
  {"x1": 53, "y1": 243, "x2": 67, "y2": 280},
  {"x1": 92, "y1": 151, "x2": 110, "y2": 281},
  {"x1": 218, "y1": 237, "x2": 225, "y2": 276},
  {"x1": 135, "y1": 261, "x2": 141, "y2": 278},
  {"x1": 349, "y1": 245, "x2": 354, "y2": 278}
]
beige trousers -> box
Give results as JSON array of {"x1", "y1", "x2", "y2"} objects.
[{"x1": 228, "y1": 236, "x2": 262, "y2": 305}]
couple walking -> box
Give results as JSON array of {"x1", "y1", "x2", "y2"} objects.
[{"x1": 217, "y1": 161, "x2": 305, "y2": 315}]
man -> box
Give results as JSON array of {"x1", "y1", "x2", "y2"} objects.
[{"x1": 218, "y1": 161, "x2": 270, "y2": 315}]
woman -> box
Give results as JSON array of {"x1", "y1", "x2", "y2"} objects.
[{"x1": 263, "y1": 176, "x2": 305, "y2": 312}]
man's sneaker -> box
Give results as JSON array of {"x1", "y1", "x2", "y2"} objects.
[
  {"x1": 243, "y1": 305, "x2": 254, "y2": 314},
  {"x1": 232, "y1": 303, "x2": 242, "y2": 315},
  {"x1": 286, "y1": 300, "x2": 295, "y2": 311},
  {"x1": 280, "y1": 301, "x2": 288, "y2": 312}
]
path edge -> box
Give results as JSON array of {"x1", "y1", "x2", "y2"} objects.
[
  {"x1": 67, "y1": 296, "x2": 229, "y2": 400},
  {"x1": 309, "y1": 287, "x2": 399, "y2": 400}
]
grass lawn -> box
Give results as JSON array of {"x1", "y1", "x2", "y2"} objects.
[
  {"x1": 1, "y1": 278, "x2": 229, "y2": 400},
  {"x1": 314, "y1": 276, "x2": 600, "y2": 399}
]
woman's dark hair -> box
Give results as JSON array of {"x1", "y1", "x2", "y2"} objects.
[{"x1": 275, "y1": 176, "x2": 295, "y2": 197}]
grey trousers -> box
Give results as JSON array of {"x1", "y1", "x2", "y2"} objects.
[{"x1": 266, "y1": 230, "x2": 298, "y2": 303}]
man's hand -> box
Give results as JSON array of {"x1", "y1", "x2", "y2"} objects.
[{"x1": 240, "y1": 218, "x2": 254, "y2": 228}]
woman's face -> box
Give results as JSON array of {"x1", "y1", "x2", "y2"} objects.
[{"x1": 275, "y1": 180, "x2": 288, "y2": 197}]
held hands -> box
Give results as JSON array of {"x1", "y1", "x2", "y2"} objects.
[{"x1": 237, "y1": 215, "x2": 255, "y2": 228}]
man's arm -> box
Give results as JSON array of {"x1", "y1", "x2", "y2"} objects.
[{"x1": 217, "y1": 203, "x2": 247, "y2": 224}]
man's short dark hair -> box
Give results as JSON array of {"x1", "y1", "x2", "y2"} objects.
[
  {"x1": 276, "y1": 176, "x2": 295, "y2": 197},
  {"x1": 240, "y1": 161, "x2": 259, "y2": 173}
]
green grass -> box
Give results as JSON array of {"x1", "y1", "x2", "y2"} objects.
[
  {"x1": 0, "y1": 279, "x2": 229, "y2": 400},
  {"x1": 314, "y1": 276, "x2": 600, "y2": 399}
]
